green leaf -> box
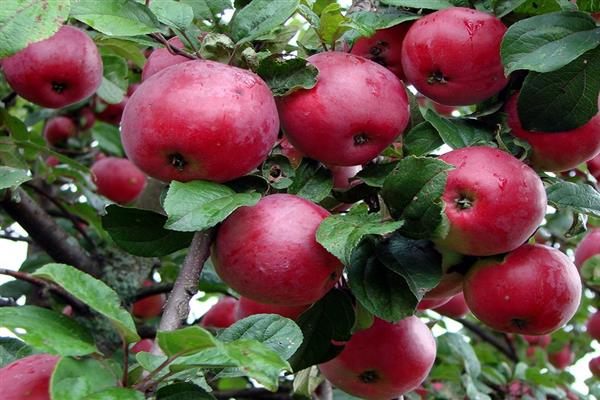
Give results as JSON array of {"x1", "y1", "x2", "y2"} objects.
[
  {"x1": 224, "y1": 340, "x2": 290, "y2": 391},
  {"x1": 96, "y1": 36, "x2": 147, "y2": 68},
  {"x1": 262, "y1": 155, "x2": 296, "y2": 189},
  {"x1": 289, "y1": 289, "x2": 355, "y2": 371},
  {"x1": 287, "y1": 159, "x2": 333, "y2": 203},
  {"x1": 577, "y1": 0, "x2": 600, "y2": 12},
  {"x1": 0, "y1": 166, "x2": 30, "y2": 189},
  {"x1": 256, "y1": 55, "x2": 318, "y2": 96},
  {"x1": 501, "y1": 12, "x2": 600, "y2": 75},
  {"x1": 220, "y1": 314, "x2": 303, "y2": 360},
  {"x1": 424, "y1": 110, "x2": 495, "y2": 149},
  {"x1": 379, "y1": 0, "x2": 453, "y2": 9},
  {"x1": 348, "y1": 236, "x2": 419, "y2": 322},
  {"x1": 403, "y1": 122, "x2": 444, "y2": 156},
  {"x1": 32, "y1": 263, "x2": 139, "y2": 343},
  {"x1": 581, "y1": 254, "x2": 600, "y2": 288},
  {"x1": 0, "y1": 0, "x2": 70, "y2": 58},
  {"x1": 317, "y1": 3, "x2": 353, "y2": 46},
  {"x1": 91, "y1": 122, "x2": 124, "y2": 156},
  {"x1": 230, "y1": 0, "x2": 299, "y2": 44},
  {"x1": 150, "y1": 0, "x2": 194, "y2": 30},
  {"x1": 354, "y1": 162, "x2": 399, "y2": 188},
  {"x1": 518, "y1": 45, "x2": 600, "y2": 132},
  {"x1": 438, "y1": 333, "x2": 481, "y2": 377},
  {"x1": 0, "y1": 337, "x2": 34, "y2": 368},
  {"x1": 0, "y1": 306, "x2": 97, "y2": 356},
  {"x1": 85, "y1": 388, "x2": 145, "y2": 400},
  {"x1": 293, "y1": 366, "x2": 324, "y2": 398},
  {"x1": 50, "y1": 357, "x2": 118, "y2": 400},
  {"x1": 157, "y1": 326, "x2": 219, "y2": 357},
  {"x1": 156, "y1": 383, "x2": 216, "y2": 400},
  {"x1": 316, "y1": 204, "x2": 402, "y2": 265},
  {"x1": 349, "y1": 9, "x2": 419, "y2": 32},
  {"x1": 514, "y1": 0, "x2": 574, "y2": 15},
  {"x1": 163, "y1": 180, "x2": 261, "y2": 232},
  {"x1": 381, "y1": 156, "x2": 452, "y2": 239},
  {"x1": 493, "y1": 0, "x2": 528, "y2": 17},
  {"x1": 70, "y1": 0, "x2": 160, "y2": 36},
  {"x1": 546, "y1": 181, "x2": 600, "y2": 217},
  {"x1": 102, "y1": 205, "x2": 194, "y2": 257},
  {"x1": 97, "y1": 77, "x2": 125, "y2": 104},
  {"x1": 181, "y1": 0, "x2": 230, "y2": 22}
]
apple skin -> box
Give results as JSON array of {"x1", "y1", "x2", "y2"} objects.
[
  {"x1": 96, "y1": 96, "x2": 128, "y2": 126},
  {"x1": 141, "y1": 37, "x2": 189, "y2": 81},
  {"x1": 549, "y1": 344, "x2": 574, "y2": 370},
  {"x1": 350, "y1": 23, "x2": 412, "y2": 81},
  {"x1": 319, "y1": 317, "x2": 436, "y2": 400},
  {"x1": 574, "y1": 228, "x2": 600, "y2": 270},
  {"x1": 401, "y1": 7, "x2": 508, "y2": 106},
  {"x1": 417, "y1": 296, "x2": 451, "y2": 311},
  {"x1": 434, "y1": 293, "x2": 469, "y2": 318},
  {"x1": 588, "y1": 154, "x2": 600, "y2": 180},
  {"x1": 43, "y1": 116, "x2": 78, "y2": 146},
  {"x1": 330, "y1": 165, "x2": 362, "y2": 190},
  {"x1": 200, "y1": 297, "x2": 238, "y2": 329},
  {"x1": 437, "y1": 146, "x2": 546, "y2": 256},
  {"x1": 121, "y1": 60, "x2": 279, "y2": 183},
  {"x1": 587, "y1": 310, "x2": 600, "y2": 341},
  {"x1": 507, "y1": 93, "x2": 600, "y2": 172},
  {"x1": 132, "y1": 281, "x2": 166, "y2": 319},
  {"x1": 590, "y1": 356, "x2": 600, "y2": 378},
  {"x1": 91, "y1": 157, "x2": 147, "y2": 204},
  {"x1": 215, "y1": 194, "x2": 343, "y2": 306},
  {"x1": 45, "y1": 156, "x2": 60, "y2": 168},
  {"x1": 523, "y1": 334, "x2": 551, "y2": 348},
  {"x1": 463, "y1": 244, "x2": 581, "y2": 335},
  {"x1": 1, "y1": 26, "x2": 102, "y2": 108},
  {"x1": 131, "y1": 339, "x2": 154, "y2": 354},
  {"x1": 0, "y1": 354, "x2": 59, "y2": 400},
  {"x1": 278, "y1": 51, "x2": 410, "y2": 166},
  {"x1": 235, "y1": 296, "x2": 309, "y2": 321}
]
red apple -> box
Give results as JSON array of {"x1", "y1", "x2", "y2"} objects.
[
  {"x1": 590, "y1": 356, "x2": 600, "y2": 377},
  {"x1": 319, "y1": 317, "x2": 436, "y2": 400},
  {"x1": 235, "y1": 296, "x2": 309, "y2": 321},
  {"x1": 278, "y1": 51, "x2": 410, "y2": 166},
  {"x1": 91, "y1": 157, "x2": 147, "y2": 204},
  {"x1": 424, "y1": 251, "x2": 466, "y2": 300},
  {"x1": 464, "y1": 244, "x2": 581, "y2": 335},
  {"x1": 45, "y1": 156, "x2": 60, "y2": 167},
  {"x1": 549, "y1": 344, "x2": 574, "y2": 370},
  {"x1": 96, "y1": 97, "x2": 128, "y2": 126},
  {"x1": 43, "y1": 116, "x2": 77, "y2": 146},
  {"x1": 416, "y1": 93, "x2": 456, "y2": 116},
  {"x1": 575, "y1": 228, "x2": 600, "y2": 269},
  {"x1": 215, "y1": 194, "x2": 343, "y2": 306},
  {"x1": 507, "y1": 93, "x2": 600, "y2": 172},
  {"x1": 279, "y1": 137, "x2": 304, "y2": 167},
  {"x1": 1, "y1": 26, "x2": 102, "y2": 108},
  {"x1": 417, "y1": 296, "x2": 451, "y2": 311},
  {"x1": 434, "y1": 293, "x2": 469, "y2": 318},
  {"x1": 131, "y1": 339, "x2": 154, "y2": 354},
  {"x1": 132, "y1": 281, "x2": 166, "y2": 319},
  {"x1": 330, "y1": 165, "x2": 362, "y2": 189},
  {"x1": 79, "y1": 107, "x2": 95, "y2": 130},
  {"x1": 121, "y1": 60, "x2": 279, "y2": 183},
  {"x1": 200, "y1": 296, "x2": 238, "y2": 329},
  {"x1": 523, "y1": 334, "x2": 551, "y2": 348},
  {"x1": 350, "y1": 23, "x2": 412, "y2": 80},
  {"x1": 437, "y1": 146, "x2": 546, "y2": 256},
  {"x1": 401, "y1": 8, "x2": 508, "y2": 106},
  {"x1": 0, "y1": 354, "x2": 59, "y2": 400},
  {"x1": 587, "y1": 310, "x2": 600, "y2": 341},
  {"x1": 142, "y1": 37, "x2": 189, "y2": 81}
]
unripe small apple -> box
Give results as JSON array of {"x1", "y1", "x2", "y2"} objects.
[
  {"x1": 464, "y1": 244, "x2": 581, "y2": 335},
  {"x1": 131, "y1": 339, "x2": 154, "y2": 354},
  {"x1": 215, "y1": 194, "x2": 343, "y2": 306},
  {"x1": 45, "y1": 156, "x2": 60, "y2": 167},
  {"x1": 78, "y1": 107, "x2": 95, "y2": 130},
  {"x1": 590, "y1": 356, "x2": 600, "y2": 378},
  {"x1": 0, "y1": 354, "x2": 59, "y2": 400},
  {"x1": 401, "y1": 8, "x2": 508, "y2": 106},
  {"x1": 142, "y1": 37, "x2": 189, "y2": 81},
  {"x1": 279, "y1": 52, "x2": 410, "y2": 166},
  {"x1": 43, "y1": 116, "x2": 78, "y2": 146},
  {"x1": 200, "y1": 296, "x2": 238, "y2": 329},
  {"x1": 319, "y1": 317, "x2": 436, "y2": 400},
  {"x1": 523, "y1": 334, "x2": 551, "y2": 348},
  {"x1": 587, "y1": 310, "x2": 600, "y2": 341},
  {"x1": 575, "y1": 228, "x2": 600, "y2": 270},
  {"x1": 1, "y1": 26, "x2": 102, "y2": 108},
  {"x1": 235, "y1": 296, "x2": 309, "y2": 321},
  {"x1": 132, "y1": 281, "x2": 166, "y2": 319},
  {"x1": 434, "y1": 293, "x2": 469, "y2": 318},
  {"x1": 549, "y1": 344, "x2": 574, "y2": 370},
  {"x1": 91, "y1": 157, "x2": 147, "y2": 204}
]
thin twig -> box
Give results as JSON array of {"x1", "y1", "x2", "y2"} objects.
[
  {"x1": 0, "y1": 233, "x2": 32, "y2": 243},
  {"x1": 452, "y1": 317, "x2": 518, "y2": 363},
  {"x1": 133, "y1": 355, "x2": 177, "y2": 391},
  {"x1": 130, "y1": 283, "x2": 174, "y2": 302},
  {"x1": 0, "y1": 298, "x2": 17, "y2": 307},
  {"x1": 179, "y1": 30, "x2": 199, "y2": 54},
  {"x1": 122, "y1": 335, "x2": 129, "y2": 387},
  {"x1": 149, "y1": 33, "x2": 197, "y2": 60}
]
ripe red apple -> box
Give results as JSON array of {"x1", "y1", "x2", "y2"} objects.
[
  {"x1": 507, "y1": 93, "x2": 600, "y2": 172},
  {"x1": 0, "y1": 354, "x2": 59, "y2": 400},
  {"x1": 96, "y1": 96, "x2": 128, "y2": 126},
  {"x1": 200, "y1": 296, "x2": 238, "y2": 329},
  {"x1": 319, "y1": 317, "x2": 436, "y2": 400},
  {"x1": 278, "y1": 51, "x2": 410, "y2": 166},
  {"x1": 132, "y1": 281, "x2": 166, "y2": 319},
  {"x1": 549, "y1": 344, "x2": 574, "y2": 370},
  {"x1": 464, "y1": 244, "x2": 581, "y2": 335},
  {"x1": 401, "y1": 8, "x2": 508, "y2": 106},
  {"x1": 142, "y1": 37, "x2": 189, "y2": 81},
  {"x1": 523, "y1": 334, "x2": 551, "y2": 348},
  {"x1": 131, "y1": 339, "x2": 154, "y2": 354},
  {"x1": 235, "y1": 296, "x2": 309, "y2": 321},
  {"x1": 78, "y1": 107, "x2": 95, "y2": 130},
  {"x1": 121, "y1": 61, "x2": 279, "y2": 183},
  {"x1": 330, "y1": 165, "x2": 362, "y2": 189},
  {"x1": 417, "y1": 296, "x2": 451, "y2": 311},
  {"x1": 437, "y1": 146, "x2": 546, "y2": 256},
  {"x1": 587, "y1": 310, "x2": 600, "y2": 341},
  {"x1": 424, "y1": 250, "x2": 466, "y2": 300},
  {"x1": 575, "y1": 228, "x2": 600, "y2": 270},
  {"x1": 215, "y1": 194, "x2": 343, "y2": 306},
  {"x1": 434, "y1": 293, "x2": 469, "y2": 318},
  {"x1": 43, "y1": 116, "x2": 78, "y2": 146},
  {"x1": 588, "y1": 154, "x2": 600, "y2": 180},
  {"x1": 590, "y1": 356, "x2": 600, "y2": 378},
  {"x1": 45, "y1": 156, "x2": 60, "y2": 167},
  {"x1": 91, "y1": 157, "x2": 147, "y2": 204},
  {"x1": 1, "y1": 26, "x2": 102, "y2": 108},
  {"x1": 350, "y1": 23, "x2": 412, "y2": 80}
]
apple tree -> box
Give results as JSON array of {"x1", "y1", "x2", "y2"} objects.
[{"x1": 0, "y1": 0, "x2": 599, "y2": 399}]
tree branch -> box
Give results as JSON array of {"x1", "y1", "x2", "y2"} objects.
[
  {"x1": 0, "y1": 232, "x2": 32, "y2": 243},
  {"x1": 149, "y1": 33, "x2": 198, "y2": 60},
  {"x1": 130, "y1": 282, "x2": 174, "y2": 303},
  {"x1": 452, "y1": 317, "x2": 518, "y2": 363},
  {"x1": 0, "y1": 189, "x2": 100, "y2": 277}
]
